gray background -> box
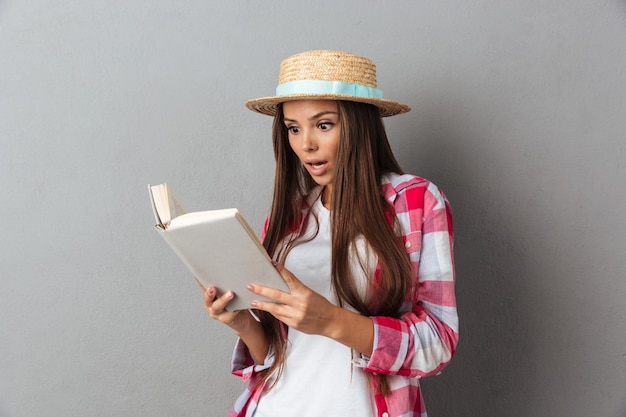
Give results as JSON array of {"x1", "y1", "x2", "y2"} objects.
[{"x1": 1, "y1": 1, "x2": 625, "y2": 416}]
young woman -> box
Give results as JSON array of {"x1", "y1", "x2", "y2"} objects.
[{"x1": 200, "y1": 50, "x2": 458, "y2": 417}]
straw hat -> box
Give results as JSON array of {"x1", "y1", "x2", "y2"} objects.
[{"x1": 245, "y1": 50, "x2": 411, "y2": 117}]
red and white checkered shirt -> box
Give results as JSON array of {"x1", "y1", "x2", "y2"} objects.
[{"x1": 228, "y1": 173, "x2": 458, "y2": 417}]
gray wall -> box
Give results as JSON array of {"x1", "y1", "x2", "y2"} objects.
[{"x1": 1, "y1": 1, "x2": 625, "y2": 416}]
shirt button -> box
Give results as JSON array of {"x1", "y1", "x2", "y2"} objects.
[
  {"x1": 382, "y1": 413, "x2": 389, "y2": 417},
  {"x1": 405, "y1": 241, "x2": 411, "y2": 248}
]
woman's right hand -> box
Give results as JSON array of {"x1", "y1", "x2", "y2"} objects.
[
  {"x1": 197, "y1": 279, "x2": 270, "y2": 364},
  {"x1": 197, "y1": 280, "x2": 255, "y2": 334}
]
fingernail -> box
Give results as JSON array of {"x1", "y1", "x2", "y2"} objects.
[
  {"x1": 271, "y1": 260, "x2": 278, "y2": 268},
  {"x1": 247, "y1": 284, "x2": 255, "y2": 292},
  {"x1": 250, "y1": 301, "x2": 258, "y2": 308},
  {"x1": 225, "y1": 291, "x2": 234, "y2": 299}
]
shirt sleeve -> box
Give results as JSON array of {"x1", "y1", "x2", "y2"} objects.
[
  {"x1": 229, "y1": 338, "x2": 275, "y2": 417},
  {"x1": 230, "y1": 337, "x2": 275, "y2": 378},
  {"x1": 364, "y1": 180, "x2": 458, "y2": 378}
]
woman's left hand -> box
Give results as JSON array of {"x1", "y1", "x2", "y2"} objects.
[{"x1": 247, "y1": 263, "x2": 339, "y2": 337}]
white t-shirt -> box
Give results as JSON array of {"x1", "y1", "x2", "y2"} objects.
[{"x1": 253, "y1": 197, "x2": 377, "y2": 417}]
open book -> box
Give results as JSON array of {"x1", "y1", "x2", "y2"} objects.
[{"x1": 149, "y1": 183, "x2": 289, "y2": 311}]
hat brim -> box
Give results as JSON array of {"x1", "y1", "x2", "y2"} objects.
[{"x1": 245, "y1": 94, "x2": 410, "y2": 118}]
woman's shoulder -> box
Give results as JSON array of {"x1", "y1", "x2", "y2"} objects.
[
  {"x1": 381, "y1": 172, "x2": 432, "y2": 197},
  {"x1": 381, "y1": 172, "x2": 449, "y2": 208}
]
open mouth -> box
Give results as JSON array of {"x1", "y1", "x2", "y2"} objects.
[{"x1": 305, "y1": 160, "x2": 329, "y2": 176}]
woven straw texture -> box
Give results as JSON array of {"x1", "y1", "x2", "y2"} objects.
[
  {"x1": 246, "y1": 50, "x2": 410, "y2": 117},
  {"x1": 278, "y1": 50, "x2": 378, "y2": 87}
]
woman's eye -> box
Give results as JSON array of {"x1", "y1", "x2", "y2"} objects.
[
  {"x1": 318, "y1": 122, "x2": 333, "y2": 130},
  {"x1": 287, "y1": 126, "x2": 300, "y2": 134}
]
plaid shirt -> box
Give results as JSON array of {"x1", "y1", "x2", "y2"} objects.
[{"x1": 228, "y1": 173, "x2": 458, "y2": 417}]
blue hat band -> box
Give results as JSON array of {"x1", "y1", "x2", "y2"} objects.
[{"x1": 275, "y1": 80, "x2": 384, "y2": 99}]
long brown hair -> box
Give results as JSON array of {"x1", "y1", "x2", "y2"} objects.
[{"x1": 257, "y1": 101, "x2": 412, "y2": 394}]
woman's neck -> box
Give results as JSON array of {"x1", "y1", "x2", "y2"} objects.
[{"x1": 321, "y1": 185, "x2": 333, "y2": 210}]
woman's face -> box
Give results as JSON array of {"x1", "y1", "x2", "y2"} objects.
[{"x1": 283, "y1": 100, "x2": 340, "y2": 204}]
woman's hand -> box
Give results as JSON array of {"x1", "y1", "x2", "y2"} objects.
[
  {"x1": 197, "y1": 280, "x2": 255, "y2": 334},
  {"x1": 247, "y1": 263, "x2": 375, "y2": 355},
  {"x1": 247, "y1": 263, "x2": 337, "y2": 336},
  {"x1": 198, "y1": 279, "x2": 270, "y2": 363}
]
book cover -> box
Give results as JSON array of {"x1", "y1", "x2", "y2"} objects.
[{"x1": 149, "y1": 183, "x2": 289, "y2": 311}]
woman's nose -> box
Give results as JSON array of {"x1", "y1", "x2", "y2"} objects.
[{"x1": 301, "y1": 130, "x2": 317, "y2": 151}]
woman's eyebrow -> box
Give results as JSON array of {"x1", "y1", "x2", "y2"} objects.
[
  {"x1": 283, "y1": 111, "x2": 338, "y2": 123},
  {"x1": 308, "y1": 111, "x2": 338, "y2": 121}
]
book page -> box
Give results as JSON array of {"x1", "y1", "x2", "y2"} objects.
[
  {"x1": 149, "y1": 183, "x2": 188, "y2": 228},
  {"x1": 166, "y1": 185, "x2": 187, "y2": 223}
]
